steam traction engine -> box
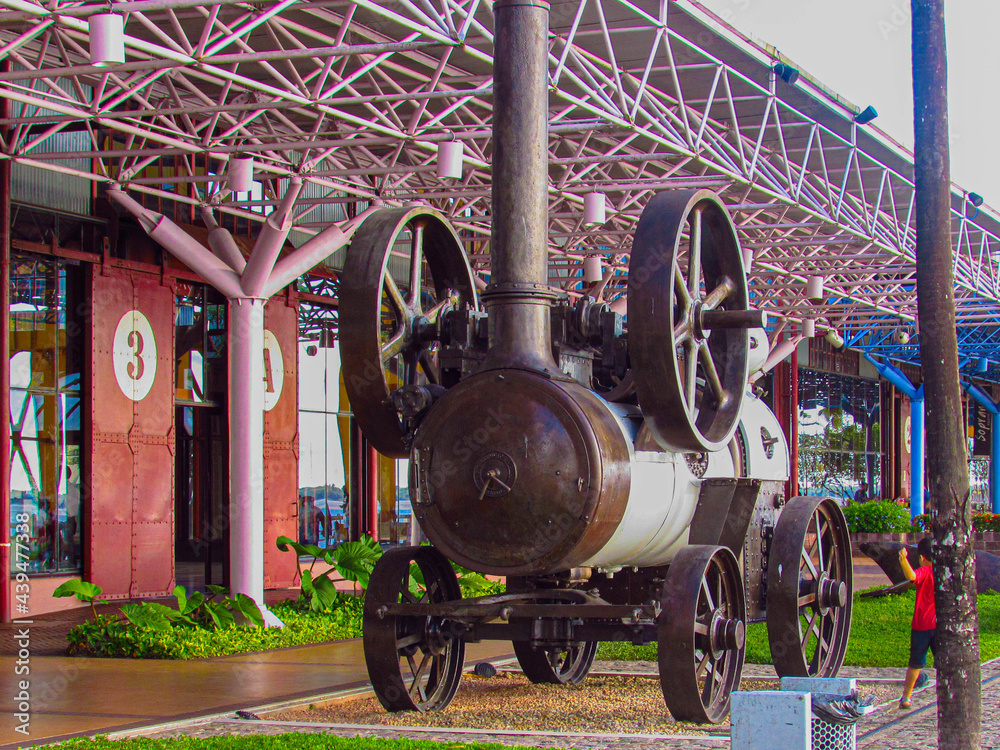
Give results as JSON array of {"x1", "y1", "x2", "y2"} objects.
[{"x1": 339, "y1": 0, "x2": 852, "y2": 725}]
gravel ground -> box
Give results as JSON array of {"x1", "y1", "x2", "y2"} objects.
[{"x1": 266, "y1": 667, "x2": 897, "y2": 734}]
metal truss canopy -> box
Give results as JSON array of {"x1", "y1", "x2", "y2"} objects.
[{"x1": 2, "y1": 0, "x2": 999, "y2": 376}]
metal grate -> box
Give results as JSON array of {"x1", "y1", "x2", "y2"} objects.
[{"x1": 812, "y1": 718, "x2": 856, "y2": 750}]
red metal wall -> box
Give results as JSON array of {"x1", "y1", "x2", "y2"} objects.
[
  {"x1": 262, "y1": 293, "x2": 299, "y2": 588},
  {"x1": 87, "y1": 267, "x2": 175, "y2": 599}
]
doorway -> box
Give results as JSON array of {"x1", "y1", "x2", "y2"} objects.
[{"x1": 175, "y1": 405, "x2": 228, "y2": 591}]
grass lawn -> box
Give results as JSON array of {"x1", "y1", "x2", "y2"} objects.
[
  {"x1": 50, "y1": 738, "x2": 522, "y2": 750},
  {"x1": 598, "y1": 589, "x2": 1000, "y2": 668}
]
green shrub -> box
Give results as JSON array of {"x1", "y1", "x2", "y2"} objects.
[
  {"x1": 842, "y1": 499, "x2": 913, "y2": 533},
  {"x1": 973, "y1": 513, "x2": 1000, "y2": 532},
  {"x1": 65, "y1": 597, "x2": 363, "y2": 659}
]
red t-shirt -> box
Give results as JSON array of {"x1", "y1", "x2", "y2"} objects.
[{"x1": 912, "y1": 564, "x2": 936, "y2": 630}]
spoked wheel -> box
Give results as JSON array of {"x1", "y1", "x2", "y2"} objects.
[
  {"x1": 659, "y1": 545, "x2": 746, "y2": 724},
  {"x1": 363, "y1": 546, "x2": 466, "y2": 712},
  {"x1": 628, "y1": 190, "x2": 760, "y2": 453},
  {"x1": 512, "y1": 639, "x2": 598, "y2": 684},
  {"x1": 767, "y1": 496, "x2": 853, "y2": 677},
  {"x1": 341, "y1": 207, "x2": 478, "y2": 457}
]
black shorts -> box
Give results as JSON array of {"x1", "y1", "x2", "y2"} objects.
[{"x1": 909, "y1": 628, "x2": 937, "y2": 669}]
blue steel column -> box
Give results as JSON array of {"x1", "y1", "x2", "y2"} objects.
[
  {"x1": 910, "y1": 391, "x2": 925, "y2": 517},
  {"x1": 993, "y1": 415, "x2": 1000, "y2": 513},
  {"x1": 863, "y1": 354, "x2": 925, "y2": 517},
  {"x1": 961, "y1": 380, "x2": 1000, "y2": 512}
]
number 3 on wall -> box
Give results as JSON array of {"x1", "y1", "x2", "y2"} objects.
[{"x1": 113, "y1": 311, "x2": 157, "y2": 401}]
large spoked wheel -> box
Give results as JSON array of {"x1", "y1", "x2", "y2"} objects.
[
  {"x1": 628, "y1": 190, "x2": 753, "y2": 453},
  {"x1": 659, "y1": 545, "x2": 746, "y2": 724},
  {"x1": 767, "y1": 496, "x2": 853, "y2": 677},
  {"x1": 341, "y1": 208, "x2": 478, "y2": 457},
  {"x1": 513, "y1": 639, "x2": 598, "y2": 684},
  {"x1": 363, "y1": 546, "x2": 466, "y2": 712}
]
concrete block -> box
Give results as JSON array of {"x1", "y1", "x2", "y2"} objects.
[
  {"x1": 731, "y1": 690, "x2": 811, "y2": 750},
  {"x1": 781, "y1": 676, "x2": 857, "y2": 696}
]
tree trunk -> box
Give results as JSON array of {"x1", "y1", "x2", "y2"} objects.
[{"x1": 911, "y1": 2, "x2": 981, "y2": 748}]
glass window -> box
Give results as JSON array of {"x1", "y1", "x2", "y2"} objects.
[
  {"x1": 9, "y1": 254, "x2": 83, "y2": 574},
  {"x1": 175, "y1": 283, "x2": 226, "y2": 404},
  {"x1": 798, "y1": 369, "x2": 882, "y2": 504},
  {"x1": 298, "y1": 300, "x2": 350, "y2": 547}
]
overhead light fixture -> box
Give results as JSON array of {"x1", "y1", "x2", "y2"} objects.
[
  {"x1": 743, "y1": 247, "x2": 754, "y2": 272},
  {"x1": 854, "y1": 105, "x2": 879, "y2": 125},
  {"x1": 825, "y1": 329, "x2": 845, "y2": 349},
  {"x1": 436, "y1": 141, "x2": 464, "y2": 180},
  {"x1": 227, "y1": 155, "x2": 255, "y2": 193},
  {"x1": 967, "y1": 192, "x2": 984, "y2": 219},
  {"x1": 772, "y1": 62, "x2": 799, "y2": 85},
  {"x1": 583, "y1": 192, "x2": 607, "y2": 226},
  {"x1": 978, "y1": 358, "x2": 990, "y2": 374},
  {"x1": 583, "y1": 255, "x2": 603, "y2": 284},
  {"x1": 894, "y1": 329, "x2": 910, "y2": 345},
  {"x1": 802, "y1": 318, "x2": 816, "y2": 338},
  {"x1": 805, "y1": 275, "x2": 825, "y2": 302},
  {"x1": 89, "y1": 13, "x2": 125, "y2": 66}
]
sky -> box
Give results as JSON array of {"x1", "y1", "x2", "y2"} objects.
[{"x1": 693, "y1": 0, "x2": 1000, "y2": 209}]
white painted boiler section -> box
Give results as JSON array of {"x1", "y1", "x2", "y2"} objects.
[{"x1": 581, "y1": 390, "x2": 789, "y2": 570}]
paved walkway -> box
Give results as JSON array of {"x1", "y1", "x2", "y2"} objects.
[
  {"x1": 0, "y1": 638, "x2": 515, "y2": 748},
  {"x1": 125, "y1": 660, "x2": 1000, "y2": 750}
]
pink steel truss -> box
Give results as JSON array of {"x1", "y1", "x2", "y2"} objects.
[{"x1": 1, "y1": 0, "x2": 999, "y2": 359}]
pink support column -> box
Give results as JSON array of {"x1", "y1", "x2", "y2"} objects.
[
  {"x1": 227, "y1": 297, "x2": 280, "y2": 623},
  {"x1": 109, "y1": 186, "x2": 370, "y2": 625}
]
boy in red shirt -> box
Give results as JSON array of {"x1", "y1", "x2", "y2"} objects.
[{"x1": 898, "y1": 537, "x2": 936, "y2": 709}]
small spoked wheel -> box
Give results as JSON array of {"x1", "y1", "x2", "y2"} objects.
[
  {"x1": 658, "y1": 545, "x2": 746, "y2": 724},
  {"x1": 363, "y1": 546, "x2": 466, "y2": 712},
  {"x1": 513, "y1": 639, "x2": 598, "y2": 684},
  {"x1": 767, "y1": 496, "x2": 853, "y2": 677},
  {"x1": 341, "y1": 208, "x2": 478, "y2": 457},
  {"x1": 628, "y1": 190, "x2": 758, "y2": 453}
]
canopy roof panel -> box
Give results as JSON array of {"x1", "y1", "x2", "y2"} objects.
[{"x1": 1, "y1": 0, "x2": 997, "y2": 374}]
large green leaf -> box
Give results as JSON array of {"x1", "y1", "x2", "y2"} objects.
[
  {"x1": 182, "y1": 590, "x2": 205, "y2": 616},
  {"x1": 172, "y1": 585, "x2": 188, "y2": 614},
  {"x1": 231, "y1": 594, "x2": 265, "y2": 628},
  {"x1": 121, "y1": 603, "x2": 173, "y2": 632},
  {"x1": 332, "y1": 539, "x2": 381, "y2": 588},
  {"x1": 52, "y1": 579, "x2": 103, "y2": 602},
  {"x1": 309, "y1": 573, "x2": 340, "y2": 612},
  {"x1": 275, "y1": 535, "x2": 333, "y2": 564},
  {"x1": 300, "y1": 569, "x2": 316, "y2": 597}
]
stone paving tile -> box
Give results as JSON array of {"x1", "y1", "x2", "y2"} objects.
[{"x1": 130, "y1": 660, "x2": 1000, "y2": 749}]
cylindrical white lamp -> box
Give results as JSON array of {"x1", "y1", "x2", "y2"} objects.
[
  {"x1": 802, "y1": 318, "x2": 816, "y2": 338},
  {"x1": 583, "y1": 255, "x2": 603, "y2": 284},
  {"x1": 806, "y1": 275, "x2": 825, "y2": 301},
  {"x1": 89, "y1": 13, "x2": 125, "y2": 66},
  {"x1": 583, "y1": 192, "x2": 607, "y2": 226},
  {"x1": 743, "y1": 247, "x2": 754, "y2": 272},
  {"x1": 228, "y1": 155, "x2": 255, "y2": 193},
  {"x1": 436, "y1": 141, "x2": 464, "y2": 180}
]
